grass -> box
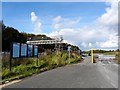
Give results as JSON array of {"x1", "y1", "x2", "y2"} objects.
[
  {"x1": 1, "y1": 51, "x2": 82, "y2": 83},
  {"x1": 94, "y1": 51, "x2": 120, "y2": 64},
  {"x1": 114, "y1": 52, "x2": 120, "y2": 64},
  {"x1": 104, "y1": 52, "x2": 117, "y2": 55}
]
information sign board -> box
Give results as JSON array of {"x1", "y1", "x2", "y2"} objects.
[
  {"x1": 12, "y1": 43, "x2": 20, "y2": 58},
  {"x1": 34, "y1": 46, "x2": 38, "y2": 57},
  {"x1": 11, "y1": 43, "x2": 38, "y2": 58},
  {"x1": 21, "y1": 44, "x2": 27, "y2": 57},
  {"x1": 28, "y1": 44, "x2": 33, "y2": 57}
]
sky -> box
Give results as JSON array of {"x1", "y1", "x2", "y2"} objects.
[{"x1": 2, "y1": 1, "x2": 118, "y2": 50}]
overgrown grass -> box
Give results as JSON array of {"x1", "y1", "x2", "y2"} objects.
[{"x1": 2, "y1": 51, "x2": 82, "y2": 83}]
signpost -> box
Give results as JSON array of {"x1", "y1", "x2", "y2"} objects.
[
  {"x1": 68, "y1": 46, "x2": 71, "y2": 61},
  {"x1": 10, "y1": 42, "x2": 38, "y2": 71},
  {"x1": 78, "y1": 50, "x2": 82, "y2": 55}
]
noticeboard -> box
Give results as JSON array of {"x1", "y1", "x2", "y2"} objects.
[
  {"x1": 21, "y1": 44, "x2": 27, "y2": 57},
  {"x1": 28, "y1": 44, "x2": 33, "y2": 57},
  {"x1": 11, "y1": 43, "x2": 38, "y2": 58},
  {"x1": 34, "y1": 46, "x2": 38, "y2": 57},
  {"x1": 10, "y1": 43, "x2": 38, "y2": 72},
  {"x1": 12, "y1": 43, "x2": 20, "y2": 58}
]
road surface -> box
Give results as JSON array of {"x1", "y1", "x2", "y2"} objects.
[{"x1": 3, "y1": 56, "x2": 118, "y2": 88}]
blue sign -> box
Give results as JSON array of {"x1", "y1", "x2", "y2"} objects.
[
  {"x1": 21, "y1": 44, "x2": 27, "y2": 57},
  {"x1": 28, "y1": 45, "x2": 33, "y2": 57},
  {"x1": 34, "y1": 46, "x2": 38, "y2": 56},
  {"x1": 11, "y1": 43, "x2": 38, "y2": 58},
  {"x1": 12, "y1": 43, "x2": 20, "y2": 58}
]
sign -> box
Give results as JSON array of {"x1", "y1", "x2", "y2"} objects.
[
  {"x1": 21, "y1": 44, "x2": 27, "y2": 57},
  {"x1": 12, "y1": 43, "x2": 20, "y2": 58},
  {"x1": 11, "y1": 43, "x2": 38, "y2": 58},
  {"x1": 68, "y1": 46, "x2": 71, "y2": 61},
  {"x1": 68, "y1": 46, "x2": 71, "y2": 52},
  {"x1": 28, "y1": 45, "x2": 33, "y2": 57},
  {"x1": 34, "y1": 46, "x2": 38, "y2": 57},
  {"x1": 10, "y1": 42, "x2": 38, "y2": 72}
]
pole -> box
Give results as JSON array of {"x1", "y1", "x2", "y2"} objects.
[
  {"x1": 10, "y1": 43, "x2": 13, "y2": 72},
  {"x1": 91, "y1": 48, "x2": 94, "y2": 63},
  {"x1": 69, "y1": 51, "x2": 70, "y2": 61},
  {"x1": 36, "y1": 57, "x2": 38, "y2": 66},
  {"x1": 68, "y1": 46, "x2": 71, "y2": 63},
  {"x1": 10, "y1": 58, "x2": 12, "y2": 72},
  {"x1": 36, "y1": 46, "x2": 38, "y2": 66}
]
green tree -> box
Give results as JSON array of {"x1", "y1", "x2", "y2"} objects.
[{"x1": 2, "y1": 27, "x2": 20, "y2": 51}]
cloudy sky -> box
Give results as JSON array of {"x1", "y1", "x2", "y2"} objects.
[{"x1": 2, "y1": 1, "x2": 118, "y2": 50}]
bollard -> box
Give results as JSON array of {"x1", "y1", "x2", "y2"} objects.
[{"x1": 91, "y1": 48, "x2": 94, "y2": 63}]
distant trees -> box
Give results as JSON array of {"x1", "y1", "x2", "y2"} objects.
[
  {"x1": 116, "y1": 49, "x2": 120, "y2": 52},
  {"x1": 93, "y1": 50, "x2": 108, "y2": 53},
  {"x1": 92, "y1": 49, "x2": 119, "y2": 53}
]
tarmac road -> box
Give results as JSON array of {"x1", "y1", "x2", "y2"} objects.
[{"x1": 3, "y1": 56, "x2": 118, "y2": 88}]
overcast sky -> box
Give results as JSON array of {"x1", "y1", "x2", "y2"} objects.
[{"x1": 2, "y1": 0, "x2": 118, "y2": 50}]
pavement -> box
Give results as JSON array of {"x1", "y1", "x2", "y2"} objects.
[{"x1": 2, "y1": 56, "x2": 118, "y2": 88}]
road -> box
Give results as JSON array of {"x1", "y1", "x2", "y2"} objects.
[{"x1": 3, "y1": 56, "x2": 118, "y2": 88}]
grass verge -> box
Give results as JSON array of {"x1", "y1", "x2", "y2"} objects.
[
  {"x1": 1, "y1": 51, "x2": 82, "y2": 84},
  {"x1": 114, "y1": 52, "x2": 120, "y2": 64}
]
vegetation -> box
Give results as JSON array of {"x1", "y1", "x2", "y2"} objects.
[
  {"x1": 2, "y1": 51, "x2": 82, "y2": 83},
  {"x1": 104, "y1": 52, "x2": 117, "y2": 55},
  {"x1": 115, "y1": 52, "x2": 120, "y2": 63},
  {"x1": 84, "y1": 49, "x2": 119, "y2": 55},
  {"x1": 92, "y1": 50, "x2": 113, "y2": 53}
]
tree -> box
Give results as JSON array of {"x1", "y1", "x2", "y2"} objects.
[
  {"x1": 2, "y1": 27, "x2": 20, "y2": 51},
  {"x1": 0, "y1": 21, "x2": 2, "y2": 52}
]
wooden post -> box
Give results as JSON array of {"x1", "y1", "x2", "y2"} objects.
[
  {"x1": 10, "y1": 43, "x2": 13, "y2": 72},
  {"x1": 36, "y1": 58, "x2": 38, "y2": 66},
  {"x1": 36, "y1": 46, "x2": 39, "y2": 66}
]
